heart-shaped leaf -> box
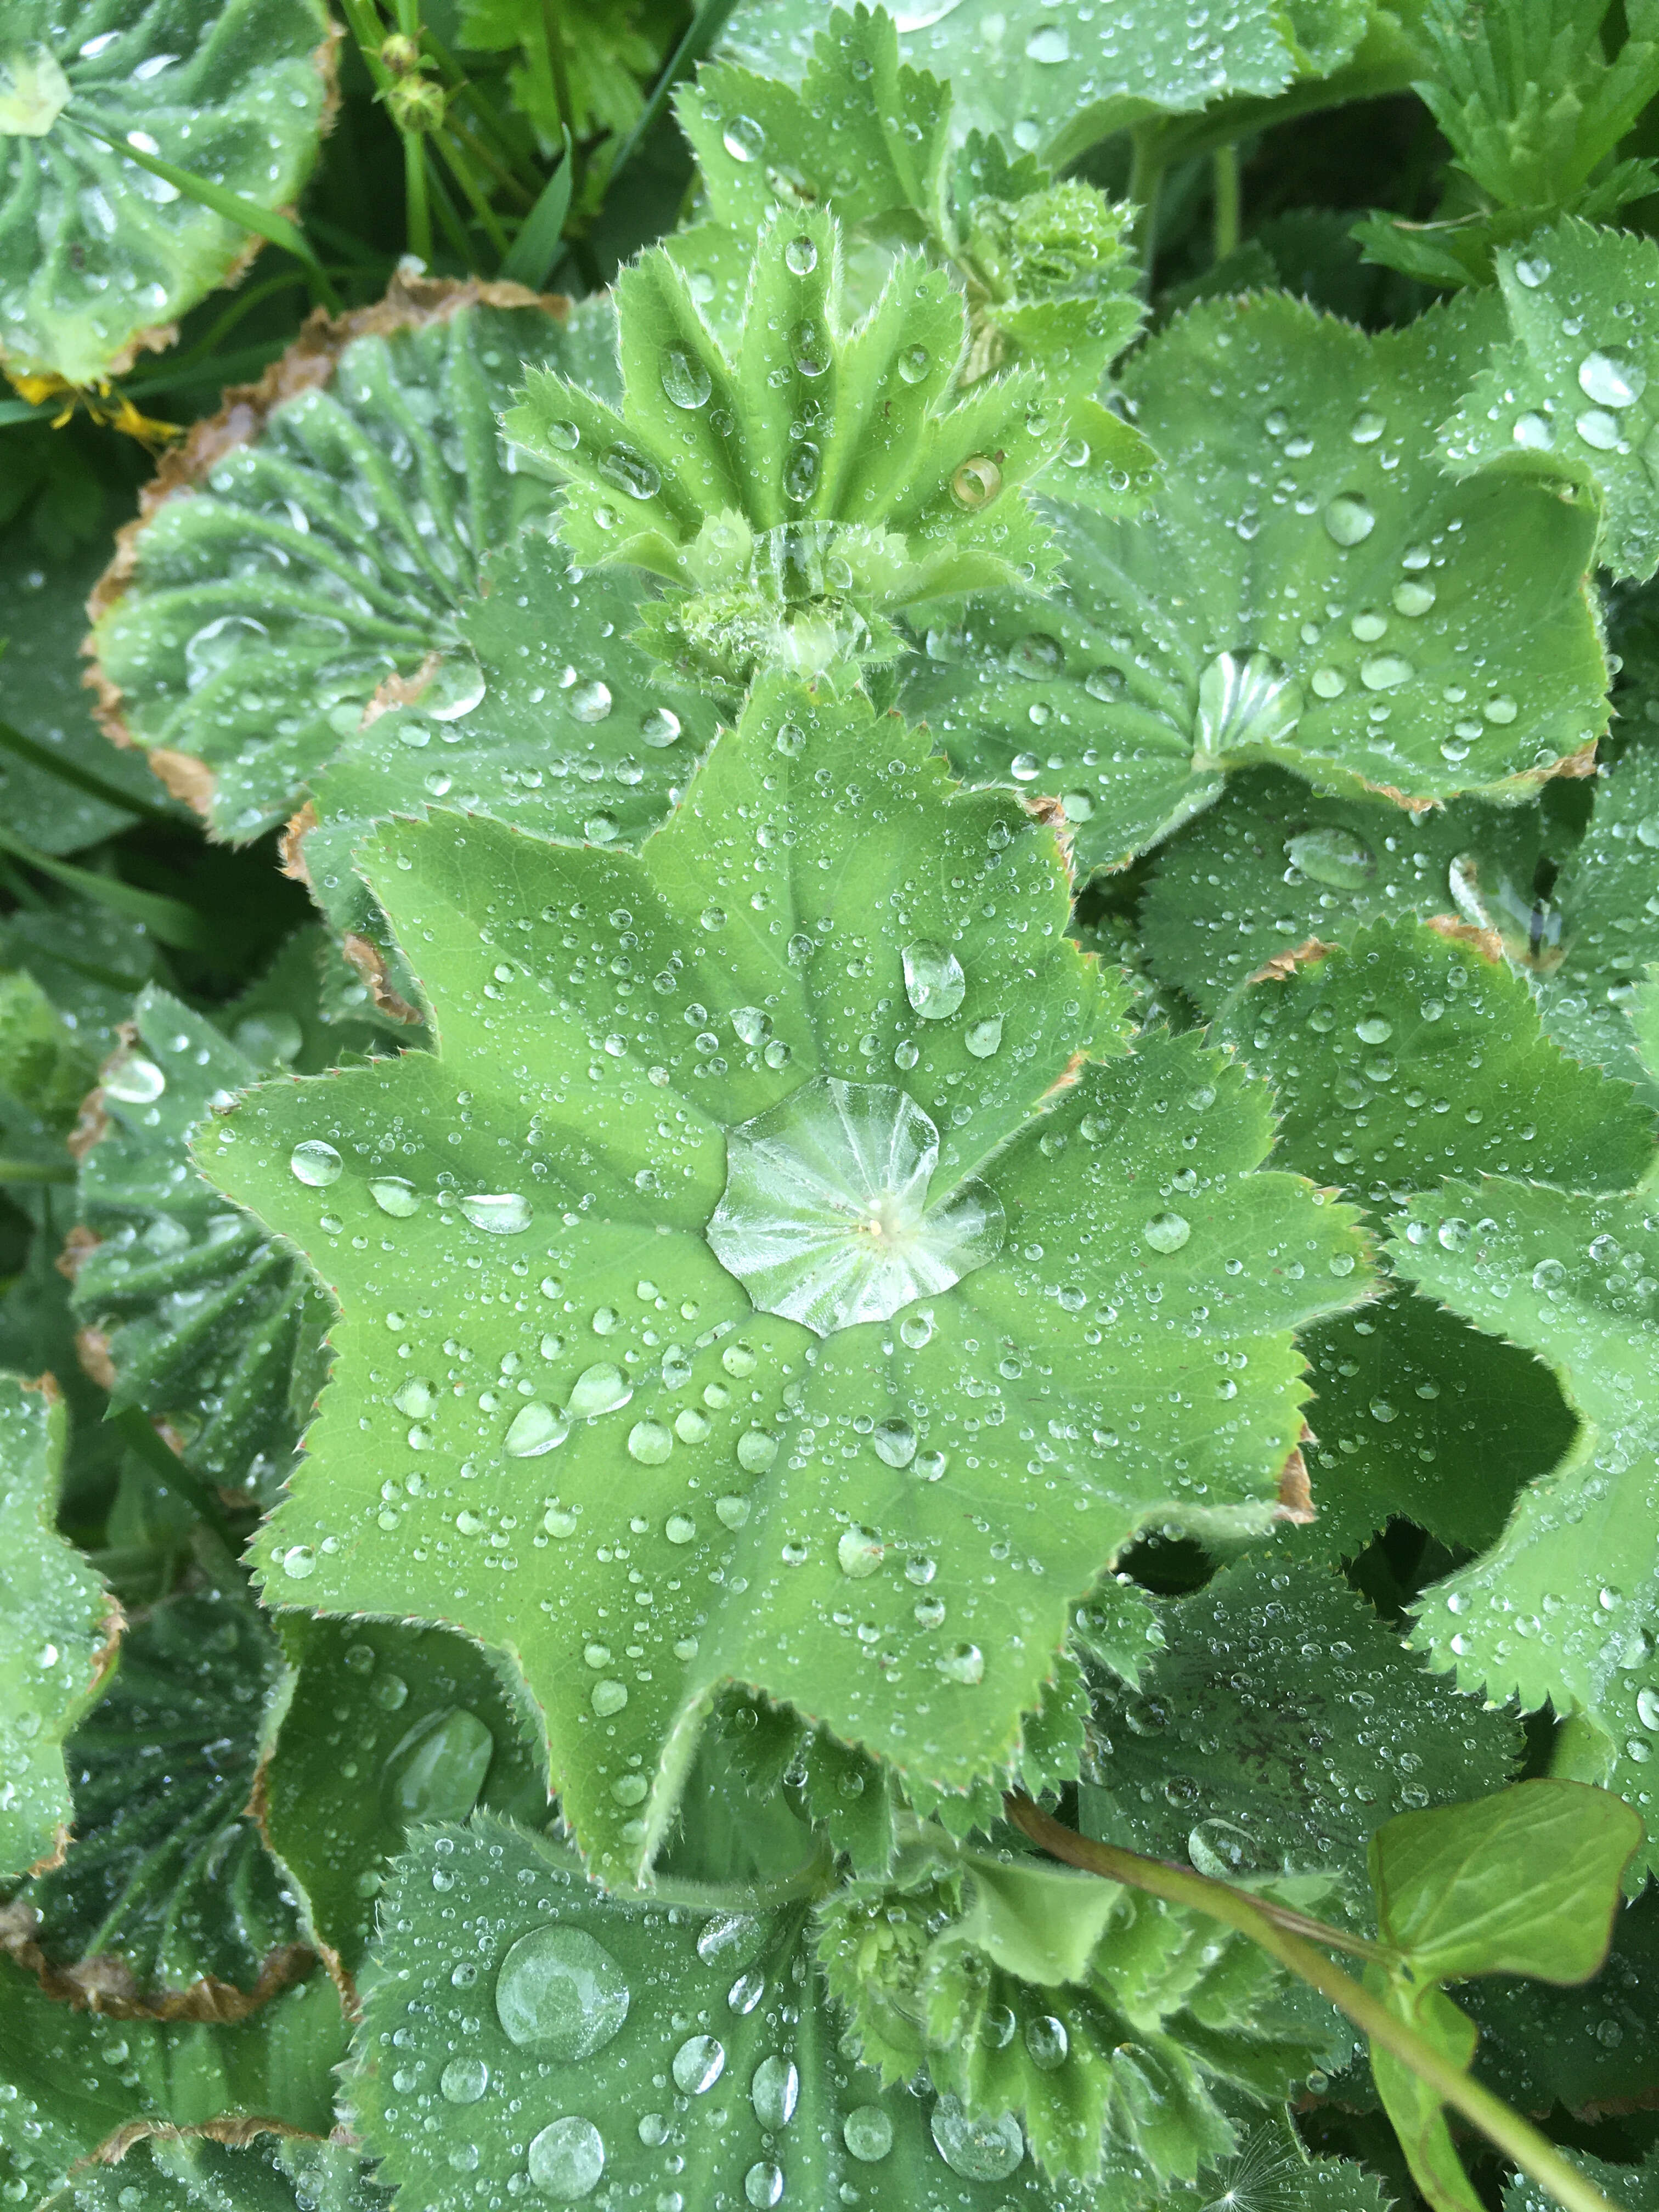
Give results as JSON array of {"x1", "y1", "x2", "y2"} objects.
[
  {"x1": 199, "y1": 679, "x2": 1366, "y2": 1883},
  {"x1": 0, "y1": 0, "x2": 336, "y2": 385},
  {"x1": 905, "y1": 292, "x2": 1607, "y2": 872}
]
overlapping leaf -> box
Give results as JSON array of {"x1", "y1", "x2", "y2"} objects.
[
  {"x1": 4, "y1": 1589, "x2": 306, "y2": 2016},
  {"x1": 905, "y1": 290, "x2": 1608, "y2": 874},
  {"x1": 68, "y1": 986, "x2": 334, "y2": 1500},
  {"x1": 0, "y1": 0, "x2": 336, "y2": 386},
  {"x1": 43, "y1": 2132, "x2": 389, "y2": 2212},
  {"x1": 1216, "y1": 916, "x2": 1652, "y2": 1560},
  {"x1": 258, "y1": 1616, "x2": 550, "y2": 1982},
  {"x1": 1391, "y1": 1182, "x2": 1659, "y2": 1878},
  {"x1": 0, "y1": 1375, "x2": 117, "y2": 1883},
  {"x1": 88, "y1": 278, "x2": 590, "y2": 842},
  {"x1": 357, "y1": 1815, "x2": 1114, "y2": 2211},
  {"x1": 1464, "y1": 1884, "x2": 1659, "y2": 2113},
  {"x1": 0, "y1": 1956, "x2": 344, "y2": 2204},
  {"x1": 200, "y1": 679, "x2": 1366, "y2": 1883},
  {"x1": 1078, "y1": 1555, "x2": 1522, "y2": 1909},
  {"x1": 1442, "y1": 219, "x2": 1659, "y2": 579}
]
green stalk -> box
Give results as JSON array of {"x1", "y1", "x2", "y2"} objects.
[
  {"x1": 1007, "y1": 1795, "x2": 1629, "y2": 2212},
  {"x1": 425, "y1": 160, "x2": 475, "y2": 264},
  {"x1": 445, "y1": 111, "x2": 535, "y2": 209},
  {"x1": 603, "y1": 0, "x2": 744, "y2": 201},
  {"x1": 539, "y1": 0, "x2": 578, "y2": 146},
  {"x1": 109, "y1": 1407, "x2": 239, "y2": 1555},
  {"x1": 0, "y1": 828, "x2": 217, "y2": 953},
  {"x1": 0, "y1": 1160, "x2": 75, "y2": 1184},
  {"x1": 434, "y1": 126, "x2": 512, "y2": 256},
  {"x1": 1127, "y1": 121, "x2": 1167, "y2": 290},
  {"x1": 1213, "y1": 140, "x2": 1242, "y2": 261},
  {"x1": 404, "y1": 127, "x2": 433, "y2": 264}
]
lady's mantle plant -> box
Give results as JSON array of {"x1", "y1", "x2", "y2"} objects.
[{"x1": 3, "y1": 8, "x2": 1659, "y2": 2212}]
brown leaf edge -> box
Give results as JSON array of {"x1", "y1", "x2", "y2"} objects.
[
  {"x1": 81, "y1": 2115, "x2": 359, "y2": 2177},
  {"x1": 83, "y1": 264, "x2": 571, "y2": 819},
  {"x1": 245, "y1": 1745, "x2": 360, "y2": 2019},
  {"x1": 0, "y1": 1896, "x2": 314, "y2": 2024}
]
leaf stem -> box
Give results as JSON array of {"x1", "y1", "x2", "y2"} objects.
[
  {"x1": 602, "y1": 0, "x2": 744, "y2": 205},
  {"x1": 0, "y1": 829, "x2": 217, "y2": 953},
  {"x1": 109, "y1": 1407, "x2": 240, "y2": 1555},
  {"x1": 1006, "y1": 1795, "x2": 1628, "y2": 2212},
  {"x1": 1127, "y1": 122, "x2": 1167, "y2": 290},
  {"x1": 1212, "y1": 140, "x2": 1242, "y2": 262},
  {"x1": 539, "y1": 0, "x2": 578, "y2": 151},
  {"x1": 404, "y1": 128, "x2": 433, "y2": 264},
  {"x1": 0, "y1": 1159, "x2": 75, "y2": 1184}
]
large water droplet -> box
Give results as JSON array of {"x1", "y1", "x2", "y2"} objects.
[
  {"x1": 723, "y1": 114, "x2": 765, "y2": 162},
  {"x1": 506, "y1": 1402, "x2": 569, "y2": 1457},
  {"x1": 838, "y1": 1527, "x2": 884, "y2": 1578},
  {"x1": 902, "y1": 940, "x2": 966, "y2": 1019},
  {"x1": 1637, "y1": 1687, "x2": 1659, "y2": 1730},
  {"x1": 1579, "y1": 350, "x2": 1645, "y2": 409},
  {"x1": 370, "y1": 1177, "x2": 419, "y2": 1216},
  {"x1": 290, "y1": 1139, "x2": 342, "y2": 1186},
  {"x1": 661, "y1": 348, "x2": 713, "y2": 410},
  {"x1": 526, "y1": 2117, "x2": 605, "y2": 2200},
  {"x1": 1323, "y1": 494, "x2": 1375, "y2": 546},
  {"x1": 496, "y1": 1927, "x2": 630, "y2": 2056},
  {"x1": 706, "y1": 1077, "x2": 1004, "y2": 1336},
  {"x1": 1285, "y1": 828, "x2": 1374, "y2": 889},
  {"x1": 744, "y1": 2164, "x2": 784, "y2": 2208},
  {"x1": 751, "y1": 2054, "x2": 799, "y2": 2128},
  {"x1": 383, "y1": 1708, "x2": 495, "y2": 1821},
  {"x1": 440, "y1": 2056, "x2": 489, "y2": 2104},
  {"x1": 566, "y1": 1364, "x2": 631, "y2": 1418},
  {"x1": 843, "y1": 2106, "x2": 894, "y2": 2162},
  {"x1": 1024, "y1": 2015, "x2": 1068, "y2": 2070},
  {"x1": 930, "y1": 2096, "x2": 1023, "y2": 2179},
  {"x1": 104, "y1": 1055, "x2": 166, "y2": 1104},
  {"x1": 950, "y1": 455, "x2": 1002, "y2": 509},
  {"x1": 672, "y1": 2033, "x2": 726, "y2": 2094},
  {"x1": 459, "y1": 1192, "x2": 531, "y2": 1234},
  {"x1": 936, "y1": 1641, "x2": 985, "y2": 1684},
  {"x1": 1194, "y1": 651, "x2": 1304, "y2": 759},
  {"x1": 628, "y1": 1419, "x2": 673, "y2": 1465},
  {"x1": 1143, "y1": 1211, "x2": 1191, "y2": 1254}
]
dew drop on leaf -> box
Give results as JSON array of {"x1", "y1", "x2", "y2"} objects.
[
  {"x1": 660, "y1": 348, "x2": 713, "y2": 410},
  {"x1": 526, "y1": 2116, "x2": 605, "y2": 2200},
  {"x1": 104, "y1": 1054, "x2": 166, "y2": 1103},
  {"x1": 750, "y1": 2053, "x2": 799, "y2": 2128},
  {"x1": 950, "y1": 454, "x2": 1002, "y2": 508},
  {"x1": 930, "y1": 2096, "x2": 1023, "y2": 2178},
  {"x1": 902, "y1": 940, "x2": 966, "y2": 1019},
  {"x1": 1285, "y1": 828, "x2": 1373, "y2": 888},
  {"x1": 565, "y1": 1363, "x2": 631, "y2": 1418},
  {"x1": 459, "y1": 1191, "x2": 531, "y2": 1233},
  {"x1": 936, "y1": 1641, "x2": 985, "y2": 1684},
  {"x1": 844, "y1": 2106, "x2": 894, "y2": 2162},
  {"x1": 1323, "y1": 493, "x2": 1376, "y2": 545},
  {"x1": 495, "y1": 1926, "x2": 630, "y2": 2056},
  {"x1": 783, "y1": 234, "x2": 817, "y2": 275},
  {"x1": 1578, "y1": 350, "x2": 1645, "y2": 408},
  {"x1": 871, "y1": 1418, "x2": 917, "y2": 1467},
  {"x1": 505, "y1": 1402, "x2": 569, "y2": 1457},
  {"x1": 966, "y1": 1015, "x2": 1003, "y2": 1058},
  {"x1": 591, "y1": 1679, "x2": 628, "y2": 1716},
  {"x1": 1194, "y1": 651, "x2": 1304, "y2": 757},
  {"x1": 370, "y1": 1176, "x2": 419, "y2": 1216},
  {"x1": 439, "y1": 2056, "x2": 488, "y2": 2104},
  {"x1": 1143, "y1": 1211, "x2": 1191, "y2": 1254},
  {"x1": 837, "y1": 1527, "x2": 884, "y2": 1578},
  {"x1": 672, "y1": 2033, "x2": 726, "y2": 2093},
  {"x1": 1024, "y1": 2014, "x2": 1069, "y2": 2070},
  {"x1": 722, "y1": 114, "x2": 765, "y2": 162},
  {"x1": 290, "y1": 1139, "x2": 342, "y2": 1186},
  {"x1": 627, "y1": 1419, "x2": 673, "y2": 1465}
]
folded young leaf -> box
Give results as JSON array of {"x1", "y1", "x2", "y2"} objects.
[
  {"x1": 1390, "y1": 1181, "x2": 1659, "y2": 1877},
  {"x1": 88, "y1": 276, "x2": 593, "y2": 842},
  {"x1": 257, "y1": 1616, "x2": 551, "y2": 1984},
  {"x1": 68, "y1": 988, "x2": 334, "y2": 1500},
  {"x1": 199, "y1": 679, "x2": 1367, "y2": 1882},
  {"x1": 0, "y1": 1956, "x2": 345, "y2": 2204},
  {"x1": 357, "y1": 1815, "x2": 1101, "y2": 2210},
  {"x1": 43, "y1": 2132, "x2": 390, "y2": 2212},
  {"x1": 0, "y1": 1375, "x2": 117, "y2": 1883},
  {"x1": 4, "y1": 1589, "x2": 306, "y2": 2017},
  {"x1": 1442, "y1": 218, "x2": 1659, "y2": 580},
  {"x1": 1079, "y1": 1555, "x2": 1522, "y2": 1909},
  {"x1": 906, "y1": 291, "x2": 1608, "y2": 873},
  {"x1": 0, "y1": 0, "x2": 336, "y2": 386}
]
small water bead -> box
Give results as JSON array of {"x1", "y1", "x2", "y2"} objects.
[
  {"x1": 1579, "y1": 350, "x2": 1646, "y2": 409},
  {"x1": 569, "y1": 679, "x2": 613, "y2": 724},
  {"x1": 783, "y1": 233, "x2": 817, "y2": 275},
  {"x1": 1483, "y1": 695, "x2": 1517, "y2": 724},
  {"x1": 104, "y1": 1055, "x2": 166, "y2": 1104},
  {"x1": 1437, "y1": 1217, "x2": 1472, "y2": 1251},
  {"x1": 1350, "y1": 610, "x2": 1387, "y2": 643},
  {"x1": 1310, "y1": 668, "x2": 1347, "y2": 699},
  {"x1": 898, "y1": 343, "x2": 930, "y2": 383},
  {"x1": 871, "y1": 1418, "x2": 917, "y2": 1468},
  {"x1": 737, "y1": 1430, "x2": 778, "y2": 1472},
  {"x1": 641, "y1": 706, "x2": 681, "y2": 747},
  {"x1": 660, "y1": 348, "x2": 712, "y2": 410},
  {"x1": 1024, "y1": 2015, "x2": 1068, "y2": 2070},
  {"x1": 628, "y1": 1419, "x2": 673, "y2": 1465},
  {"x1": 1188, "y1": 1817, "x2": 1260, "y2": 1876},
  {"x1": 1515, "y1": 254, "x2": 1550, "y2": 286},
  {"x1": 1025, "y1": 21, "x2": 1070, "y2": 59},
  {"x1": 281, "y1": 1544, "x2": 317, "y2": 1579},
  {"x1": 440, "y1": 2057, "x2": 488, "y2": 2104},
  {"x1": 729, "y1": 1967, "x2": 766, "y2": 2012},
  {"x1": 495, "y1": 1926, "x2": 630, "y2": 2055},
  {"x1": 370, "y1": 1177, "x2": 419, "y2": 1216},
  {"x1": 1350, "y1": 409, "x2": 1386, "y2": 444},
  {"x1": 566, "y1": 1363, "x2": 631, "y2": 1418},
  {"x1": 751, "y1": 2055, "x2": 799, "y2": 2128},
  {"x1": 1355, "y1": 1015, "x2": 1393, "y2": 1044},
  {"x1": 393, "y1": 1378, "x2": 433, "y2": 1419},
  {"x1": 1285, "y1": 828, "x2": 1374, "y2": 888},
  {"x1": 591, "y1": 1679, "x2": 628, "y2": 1716},
  {"x1": 1143, "y1": 1211, "x2": 1190, "y2": 1254},
  {"x1": 1637, "y1": 1687, "x2": 1659, "y2": 1729},
  {"x1": 899, "y1": 1312, "x2": 933, "y2": 1349},
  {"x1": 1323, "y1": 493, "x2": 1375, "y2": 546},
  {"x1": 838, "y1": 1527, "x2": 884, "y2": 1578},
  {"x1": 715, "y1": 1494, "x2": 751, "y2": 1528},
  {"x1": 290, "y1": 1139, "x2": 342, "y2": 1186},
  {"x1": 526, "y1": 2117, "x2": 605, "y2": 2201},
  {"x1": 675, "y1": 1407, "x2": 712, "y2": 1444},
  {"x1": 744, "y1": 2164, "x2": 785, "y2": 2208},
  {"x1": 541, "y1": 417, "x2": 580, "y2": 451},
  {"x1": 505, "y1": 1402, "x2": 568, "y2": 1457},
  {"x1": 937, "y1": 1641, "x2": 985, "y2": 1684},
  {"x1": 723, "y1": 114, "x2": 765, "y2": 162},
  {"x1": 951, "y1": 454, "x2": 1002, "y2": 508},
  {"x1": 1532, "y1": 1258, "x2": 1566, "y2": 1291},
  {"x1": 637, "y1": 2114, "x2": 670, "y2": 2148},
  {"x1": 843, "y1": 2106, "x2": 894, "y2": 2162},
  {"x1": 598, "y1": 445, "x2": 661, "y2": 501},
  {"x1": 672, "y1": 2034, "x2": 726, "y2": 2094},
  {"x1": 1084, "y1": 664, "x2": 1124, "y2": 700},
  {"x1": 1361, "y1": 653, "x2": 1413, "y2": 691},
  {"x1": 930, "y1": 2097, "x2": 1024, "y2": 2180},
  {"x1": 459, "y1": 1191, "x2": 531, "y2": 1233}
]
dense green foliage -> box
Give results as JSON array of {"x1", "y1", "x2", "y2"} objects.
[{"x1": 3, "y1": 5, "x2": 1659, "y2": 2211}]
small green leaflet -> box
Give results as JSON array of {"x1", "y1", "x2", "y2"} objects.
[
  {"x1": 0, "y1": 0, "x2": 335, "y2": 385},
  {"x1": 1442, "y1": 218, "x2": 1659, "y2": 581},
  {"x1": 201, "y1": 679, "x2": 1365, "y2": 1883},
  {"x1": 356, "y1": 1815, "x2": 1105, "y2": 2210},
  {"x1": 43, "y1": 2133, "x2": 390, "y2": 2212},
  {"x1": 905, "y1": 291, "x2": 1608, "y2": 876},
  {"x1": 6, "y1": 1590, "x2": 304, "y2": 2016},
  {"x1": 258, "y1": 1616, "x2": 551, "y2": 1982},
  {"x1": 0, "y1": 1375, "x2": 116, "y2": 1883},
  {"x1": 1390, "y1": 1182, "x2": 1659, "y2": 1878},
  {"x1": 452, "y1": 0, "x2": 670, "y2": 147},
  {"x1": 0, "y1": 1957, "x2": 345, "y2": 2203},
  {"x1": 1079, "y1": 1555, "x2": 1522, "y2": 1909},
  {"x1": 69, "y1": 988, "x2": 334, "y2": 1500},
  {"x1": 721, "y1": 0, "x2": 1370, "y2": 168},
  {"x1": 88, "y1": 280, "x2": 590, "y2": 843}
]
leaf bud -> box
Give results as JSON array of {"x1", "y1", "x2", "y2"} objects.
[
  {"x1": 377, "y1": 32, "x2": 423, "y2": 75},
  {"x1": 387, "y1": 73, "x2": 447, "y2": 134}
]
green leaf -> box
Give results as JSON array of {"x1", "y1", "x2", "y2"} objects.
[
  {"x1": 0, "y1": 896, "x2": 166, "y2": 1068},
  {"x1": 1364, "y1": 1970, "x2": 1483, "y2": 2212},
  {"x1": 258, "y1": 1615, "x2": 551, "y2": 1983},
  {"x1": 1079, "y1": 1555, "x2": 1522, "y2": 1907},
  {"x1": 198, "y1": 677, "x2": 1367, "y2": 1883},
  {"x1": 0, "y1": 0, "x2": 336, "y2": 385},
  {"x1": 69, "y1": 988, "x2": 334, "y2": 1502},
  {"x1": 0, "y1": 1374, "x2": 117, "y2": 1883},
  {"x1": 288, "y1": 529, "x2": 720, "y2": 1003},
  {"x1": 1506, "y1": 2146, "x2": 1659, "y2": 2212},
  {"x1": 456, "y1": 0, "x2": 676, "y2": 150},
  {"x1": 87, "y1": 278, "x2": 588, "y2": 843},
  {"x1": 504, "y1": 209, "x2": 1136, "y2": 688},
  {"x1": 905, "y1": 291, "x2": 1608, "y2": 876},
  {"x1": 1441, "y1": 218, "x2": 1659, "y2": 582},
  {"x1": 0, "y1": 527, "x2": 170, "y2": 854},
  {"x1": 357, "y1": 1814, "x2": 1102, "y2": 2211},
  {"x1": 216, "y1": 926, "x2": 400, "y2": 1075},
  {"x1": 1199, "y1": 2130, "x2": 1395, "y2": 2212},
  {"x1": 1390, "y1": 1180, "x2": 1659, "y2": 1877},
  {"x1": 43, "y1": 2132, "x2": 390, "y2": 2212},
  {"x1": 1464, "y1": 1883, "x2": 1659, "y2": 2114},
  {"x1": 0, "y1": 1956, "x2": 345, "y2": 2202},
  {"x1": 0, "y1": 970, "x2": 96, "y2": 1182},
  {"x1": 1369, "y1": 1778, "x2": 1643, "y2": 1984},
  {"x1": 6, "y1": 1589, "x2": 307, "y2": 2016},
  {"x1": 1139, "y1": 765, "x2": 1557, "y2": 1018}
]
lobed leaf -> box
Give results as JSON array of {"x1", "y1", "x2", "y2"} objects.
[
  {"x1": 199, "y1": 678, "x2": 1367, "y2": 1883},
  {"x1": 43, "y1": 2134, "x2": 390, "y2": 2212},
  {"x1": 0, "y1": 1374, "x2": 117, "y2": 1884}
]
